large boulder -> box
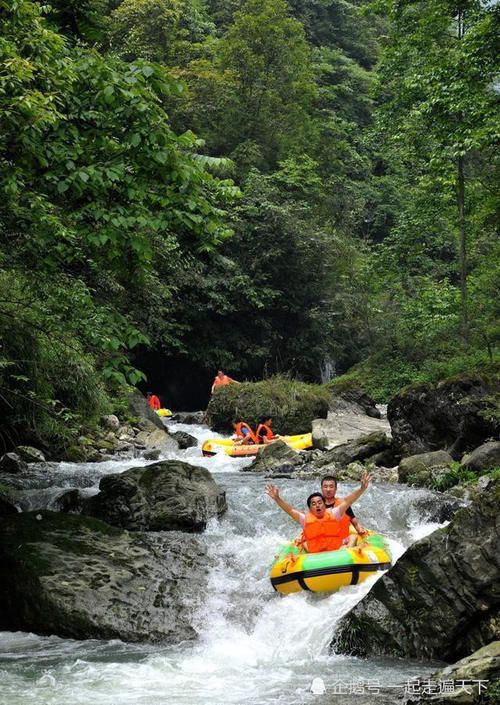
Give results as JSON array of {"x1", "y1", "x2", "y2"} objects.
[
  {"x1": 134, "y1": 424, "x2": 179, "y2": 452},
  {"x1": 388, "y1": 373, "x2": 500, "y2": 459},
  {"x1": 398, "y1": 450, "x2": 455, "y2": 486},
  {"x1": 128, "y1": 389, "x2": 165, "y2": 431},
  {"x1": 312, "y1": 412, "x2": 392, "y2": 451},
  {"x1": 84, "y1": 460, "x2": 227, "y2": 531},
  {"x1": 461, "y1": 441, "x2": 500, "y2": 473},
  {"x1": 15, "y1": 446, "x2": 46, "y2": 463},
  {"x1": 334, "y1": 478, "x2": 500, "y2": 662},
  {"x1": 311, "y1": 432, "x2": 393, "y2": 470},
  {"x1": 327, "y1": 382, "x2": 381, "y2": 418},
  {"x1": 173, "y1": 411, "x2": 205, "y2": 425},
  {"x1": 246, "y1": 440, "x2": 304, "y2": 473},
  {"x1": 170, "y1": 430, "x2": 198, "y2": 449},
  {"x1": 410, "y1": 492, "x2": 466, "y2": 524},
  {"x1": 0, "y1": 453, "x2": 28, "y2": 474},
  {"x1": 205, "y1": 377, "x2": 329, "y2": 435},
  {"x1": 0, "y1": 511, "x2": 209, "y2": 643}
]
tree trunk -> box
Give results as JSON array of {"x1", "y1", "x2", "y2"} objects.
[{"x1": 457, "y1": 153, "x2": 467, "y2": 339}]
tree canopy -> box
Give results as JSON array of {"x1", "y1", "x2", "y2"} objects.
[{"x1": 0, "y1": 0, "x2": 498, "y2": 448}]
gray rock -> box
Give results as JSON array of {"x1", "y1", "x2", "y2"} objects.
[
  {"x1": 461, "y1": 441, "x2": 500, "y2": 473},
  {"x1": 15, "y1": 446, "x2": 46, "y2": 463},
  {"x1": 128, "y1": 390, "x2": 165, "y2": 430},
  {"x1": 410, "y1": 492, "x2": 466, "y2": 524},
  {"x1": 143, "y1": 448, "x2": 161, "y2": 461},
  {"x1": 312, "y1": 432, "x2": 392, "y2": 470},
  {"x1": 0, "y1": 511, "x2": 209, "y2": 644},
  {"x1": 115, "y1": 441, "x2": 134, "y2": 452},
  {"x1": 102, "y1": 414, "x2": 120, "y2": 431},
  {"x1": 172, "y1": 411, "x2": 205, "y2": 425},
  {"x1": 246, "y1": 440, "x2": 303, "y2": 472},
  {"x1": 388, "y1": 374, "x2": 500, "y2": 459},
  {"x1": 134, "y1": 426, "x2": 179, "y2": 452},
  {"x1": 171, "y1": 431, "x2": 198, "y2": 449},
  {"x1": 84, "y1": 460, "x2": 227, "y2": 531},
  {"x1": 117, "y1": 425, "x2": 135, "y2": 439},
  {"x1": 329, "y1": 386, "x2": 381, "y2": 417},
  {"x1": 399, "y1": 450, "x2": 454, "y2": 486},
  {"x1": 312, "y1": 412, "x2": 391, "y2": 450},
  {"x1": 0, "y1": 453, "x2": 28, "y2": 474},
  {"x1": 52, "y1": 489, "x2": 84, "y2": 513},
  {"x1": 334, "y1": 479, "x2": 500, "y2": 662}
]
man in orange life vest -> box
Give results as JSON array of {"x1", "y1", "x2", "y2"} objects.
[
  {"x1": 256, "y1": 416, "x2": 280, "y2": 444},
  {"x1": 264, "y1": 473, "x2": 371, "y2": 553},
  {"x1": 232, "y1": 418, "x2": 257, "y2": 445},
  {"x1": 321, "y1": 475, "x2": 368, "y2": 541},
  {"x1": 211, "y1": 370, "x2": 239, "y2": 394},
  {"x1": 146, "y1": 391, "x2": 161, "y2": 411}
]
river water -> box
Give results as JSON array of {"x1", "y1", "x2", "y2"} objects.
[{"x1": 0, "y1": 422, "x2": 448, "y2": 705}]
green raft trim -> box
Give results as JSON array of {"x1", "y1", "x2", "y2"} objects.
[{"x1": 270, "y1": 561, "x2": 392, "y2": 591}]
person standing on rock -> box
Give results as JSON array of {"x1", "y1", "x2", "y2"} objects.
[
  {"x1": 321, "y1": 475, "x2": 368, "y2": 540},
  {"x1": 265, "y1": 473, "x2": 371, "y2": 553},
  {"x1": 211, "y1": 370, "x2": 239, "y2": 394},
  {"x1": 147, "y1": 391, "x2": 161, "y2": 411}
]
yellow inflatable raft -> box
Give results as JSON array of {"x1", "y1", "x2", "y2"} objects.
[
  {"x1": 202, "y1": 433, "x2": 312, "y2": 457},
  {"x1": 270, "y1": 530, "x2": 391, "y2": 594},
  {"x1": 156, "y1": 408, "x2": 173, "y2": 417}
]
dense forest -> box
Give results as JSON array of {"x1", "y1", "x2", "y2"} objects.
[{"x1": 1, "y1": 0, "x2": 498, "y2": 451}]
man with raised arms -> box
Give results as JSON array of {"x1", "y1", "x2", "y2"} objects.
[
  {"x1": 321, "y1": 475, "x2": 368, "y2": 540},
  {"x1": 265, "y1": 473, "x2": 371, "y2": 553}
]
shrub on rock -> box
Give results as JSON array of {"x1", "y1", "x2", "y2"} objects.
[{"x1": 206, "y1": 376, "x2": 329, "y2": 434}]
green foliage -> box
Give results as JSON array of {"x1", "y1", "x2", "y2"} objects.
[
  {"x1": 2, "y1": 0, "x2": 498, "y2": 447},
  {"x1": 216, "y1": 0, "x2": 316, "y2": 168},
  {"x1": 482, "y1": 678, "x2": 500, "y2": 705},
  {"x1": 430, "y1": 463, "x2": 477, "y2": 492},
  {"x1": 0, "y1": 270, "x2": 111, "y2": 451},
  {"x1": 105, "y1": 0, "x2": 215, "y2": 65},
  {"x1": 39, "y1": 0, "x2": 112, "y2": 42},
  {"x1": 0, "y1": 0, "x2": 238, "y2": 450}
]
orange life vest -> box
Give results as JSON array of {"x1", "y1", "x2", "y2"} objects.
[
  {"x1": 235, "y1": 422, "x2": 257, "y2": 443},
  {"x1": 148, "y1": 395, "x2": 161, "y2": 411},
  {"x1": 303, "y1": 511, "x2": 344, "y2": 553},
  {"x1": 331, "y1": 496, "x2": 353, "y2": 540},
  {"x1": 256, "y1": 423, "x2": 275, "y2": 443},
  {"x1": 213, "y1": 375, "x2": 233, "y2": 387}
]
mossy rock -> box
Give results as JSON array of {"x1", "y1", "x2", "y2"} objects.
[
  {"x1": 63, "y1": 445, "x2": 90, "y2": 463},
  {"x1": 0, "y1": 510, "x2": 210, "y2": 643},
  {"x1": 205, "y1": 376, "x2": 329, "y2": 434}
]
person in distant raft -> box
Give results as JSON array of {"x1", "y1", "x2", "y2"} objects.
[
  {"x1": 211, "y1": 370, "x2": 240, "y2": 394},
  {"x1": 256, "y1": 416, "x2": 280, "y2": 444},
  {"x1": 147, "y1": 391, "x2": 161, "y2": 411},
  {"x1": 232, "y1": 418, "x2": 257, "y2": 445},
  {"x1": 264, "y1": 473, "x2": 371, "y2": 553}
]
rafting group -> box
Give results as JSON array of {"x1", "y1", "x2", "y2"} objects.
[
  {"x1": 202, "y1": 415, "x2": 312, "y2": 457},
  {"x1": 232, "y1": 416, "x2": 278, "y2": 445},
  {"x1": 266, "y1": 473, "x2": 392, "y2": 594}
]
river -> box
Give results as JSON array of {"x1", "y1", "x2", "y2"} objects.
[{"x1": 0, "y1": 422, "x2": 447, "y2": 705}]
